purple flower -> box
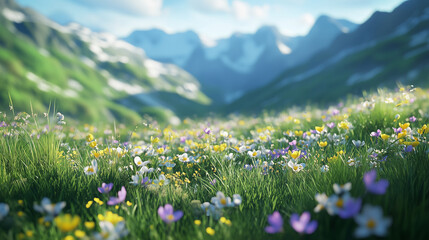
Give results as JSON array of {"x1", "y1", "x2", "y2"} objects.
[
  {"x1": 393, "y1": 127, "x2": 402, "y2": 134},
  {"x1": 204, "y1": 128, "x2": 211, "y2": 135},
  {"x1": 210, "y1": 179, "x2": 217, "y2": 186},
  {"x1": 289, "y1": 140, "x2": 297, "y2": 146},
  {"x1": 404, "y1": 145, "x2": 413, "y2": 153},
  {"x1": 265, "y1": 211, "x2": 283, "y2": 234},
  {"x1": 107, "y1": 186, "x2": 126, "y2": 205},
  {"x1": 338, "y1": 198, "x2": 362, "y2": 219},
  {"x1": 364, "y1": 170, "x2": 389, "y2": 195},
  {"x1": 370, "y1": 129, "x2": 381, "y2": 137},
  {"x1": 98, "y1": 183, "x2": 113, "y2": 194},
  {"x1": 409, "y1": 116, "x2": 417, "y2": 122},
  {"x1": 0, "y1": 121, "x2": 7, "y2": 127},
  {"x1": 141, "y1": 177, "x2": 151, "y2": 187},
  {"x1": 158, "y1": 204, "x2": 183, "y2": 224},
  {"x1": 326, "y1": 122, "x2": 335, "y2": 129},
  {"x1": 290, "y1": 211, "x2": 318, "y2": 234}
]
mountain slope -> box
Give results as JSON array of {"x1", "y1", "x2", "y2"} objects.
[
  {"x1": 125, "y1": 19, "x2": 356, "y2": 103},
  {"x1": 0, "y1": 0, "x2": 210, "y2": 123},
  {"x1": 228, "y1": 0, "x2": 429, "y2": 112}
]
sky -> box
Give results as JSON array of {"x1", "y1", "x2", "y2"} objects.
[{"x1": 17, "y1": 0, "x2": 406, "y2": 39}]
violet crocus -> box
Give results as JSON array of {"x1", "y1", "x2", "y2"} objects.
[
  {"x1": 290, "y1": 211, "x2": 318, "y2": 234},
  {"x1": 107, "y1": 186, "x2": 126, "y2": 205},
  {"x1": 370, "y1": 129, "x2": 381, "y2": 137},
  {"x1": 404, "y1": 145, "x2": 413, "y2": 153},
  {"x1": 393, "y1": 127, "x2": 402, "y2": 134},
  {"x1": 338, "y1": 198, "x2": 362, "y2": 219},
  {"x1": 265, "y1": 211, "x2": 283, "y2": 234},
  {"x1": 364, "y1": 170, "x2": 389, "y2": 195},
  {"x1": 204, "y1": 128, "x2": 211, "y2": 135},
  {"x1": 141, "y1": 177, "x2": 151, "y2": 187},
  {"x1": 158, "y1": 204, "x2": 183, "y2": 224},
  {"x1": 327, "y1": 122, "x2": 336, "y2": 129},
  {"x1": 409, "y1": 116, "x2": 417, "y2": 122},
  {"x1": 98, "y1": 183, "x2": 113, "y2": 194}
]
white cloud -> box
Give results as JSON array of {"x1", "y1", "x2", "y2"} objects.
[
  {"x1": 189, "y1": 0, "x2": 230, "y2": 13},
  {"x1": 232, "y1": 1, "x2": 270, "y2": 21},
  {"x1": 72, "y1": 0, "x2": 163, "y2": 16},
  {"x1": 300, "y1": 13, "x2": 315, "y2": 26}
]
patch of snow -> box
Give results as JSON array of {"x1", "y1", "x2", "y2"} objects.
[
  {"x1": 200, "y1": 35, "x2": 217, "y2": 47},
  {"x1": 26, "y1": 72, "x2": 61, "y2": 93},
  {"x1": 346, "y1": 67, "x2": 383, "y2": 85},
  {"x1": 2, "y1": 8, "x2": 25, "y2": 23},
  {"x1": 277, "y1": 41, "x2": 292, "y2": 55},
  {"x1": 176, "y1": 83, "x2": 199, "y2": 99},
  {"x1": 143, "y1": 59, "x2": 181, "y2": 78},
  {"x1": 108, "y1": 78, "x2": 144, "y2": 95},
  {"x1": 80, "y1": 57, "x2": 96, "y2": 68},
  {"x1": 221, "y1": 39, "x2": 265, "y2": 73}
]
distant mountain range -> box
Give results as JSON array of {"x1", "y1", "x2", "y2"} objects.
[
  {"x1": 228, "y1": 0, "x2": 429, "y2": 112},
  {"x1": 0, "y1": 0, "x2": 210, "y2": 124},
  {"x1": 124, "y1": 17, "x2": 357, "y2": 103}
]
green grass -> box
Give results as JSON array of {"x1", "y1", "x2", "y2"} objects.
[{"x1": 0, "y1": 86, "x2": 428, "y2": 240}]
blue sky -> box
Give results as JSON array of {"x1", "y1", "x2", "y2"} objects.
[{"x1": 17, "y1": 0, "x2": 406, "y2": 39}]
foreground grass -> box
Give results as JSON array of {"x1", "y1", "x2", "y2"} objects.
[{"x1": 0, "y1": 86, "x2": 429, "y2": 240}]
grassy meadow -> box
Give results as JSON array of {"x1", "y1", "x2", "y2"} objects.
[{"x1": 0, "y1": 86, "x2": 428, "y2": 240}]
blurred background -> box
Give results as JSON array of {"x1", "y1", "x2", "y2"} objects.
[{"x1": 0, "y1": 0, "x2": 428, "y2": 124}]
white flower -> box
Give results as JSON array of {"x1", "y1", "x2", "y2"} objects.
[
  {"x1": 211, "y1": 191, "x2": 234, "y2": 209},
  {"x1": 233, "y1": 194, "x2": 242, "y2": 206},
  {"x1": 94, "y1": 221, "x2": 129, "y2": 240},
  {"x1": 354, "y1": 205, "x2": 392, "y2": 238},
  {"x1": 0, "y1": 203, "x2": 9, "y2": 221},
  {"x1": 314, "y1": 193, "x2": 328, "y2": 213},
  {"x1": 84, "y1": 160, "x2": 98, "y2": 175},
  {"x1": 220, "y1": 130, "x2": 229, "y2": 138},
  {"x1": 56, "y1": 112, "x2": 66, "y2": 125},
  {"x1": 333, "y1": 182, "x2": 352, "y2": 195},
  {"x1": 247, "y1": 150, "x2": 261, "y2": 158},
  {"x1": 321, "y1": 165, "x2": 329, "y2": 173},
  {"x1": 153, "y1": 174, "x2": 170, "y2": 186},
  {"x1": 201, "y1": 202, "x2": 221, "y2": 219},
  {"x1": 326, "y1": 194, "x2": 350, "y2": 216},
  {"x1": 224, "y1": 153, "x2": 234, "y2": 161},
  {"x1": 130, "y1": 174, "x2": 140, "y2": 186},
  {"x1": 178, "y1": 153, "x2": 191, "y2": 163},
  {"x1": 134, "y1": 156, "x2": 150, "y2": 167},
  {"x1": 347, "y1": 158, "x2": 358, "y2": 167},
  {"x1": 33, "y1": 197, "x2": 66, "y2": 221},
  {"x1": 139, "y1": 165, "x2": 154, "y2": 174},
  {"x1": 288, "y1": 160, "x2": 305, "y2": 172},
  {"x1": 352, "y1": 140, "x2": 365, "y2": 148}
]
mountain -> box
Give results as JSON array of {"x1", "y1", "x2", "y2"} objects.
[
  {"x1": 228, "y1": 0, "x2": 429, "y2": 112},
  {"x1": 125, "y1": 19, "x2": 356, "y2": 103},
  {"x1": 0, "y1": 0, "x2": 211, "y2": 124}
]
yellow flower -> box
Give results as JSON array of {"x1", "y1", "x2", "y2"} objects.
[
  {"x1": 338, "y1": 121, "x2": 350, "y2": 130},
  {"x1": 399, "y1": 123, "x2": 410, "y2": 129},
  {"x1": 18, "y1": 200, "x2": 23, "y2": 205},
  {"x1": 403, "y1": 141, "x2": 419, "y2": 147},
  {"x1": 94, "y1": 198, "x2": 104, "y2": 205},
  {"x1": 318, "y1": 141, "x2": 328, "y2": 148},
  {"x1": 84, "y1": 221, "x2": 95, "y2": 229},
  {"x1": 288, "y1": 150, "x2": 301, "y2": 160},
  {"x1": 64, "y1": 236, "x2": 74, "y2": 240},
  {"x1": 220, "y1": 217, "x2": 227, "y2": 223},
  {"x1": 315, "y1": 126, "x2": 324, "y2": 133},
  {"x1": 25, "y1": 231, "x2": 33, "y2": 237},
  {"x1": 418, "y1": 125, "x2": 428, "y2": 135},
  {"x1": 126, "y1": 201, "x2": 132, "y2": 206},
  {"x1": 194, "y1": 220, "x2": 201, "y2": 225},
  {"x1": 151, "y1": 136, "x2": 160, "y2": 144},
  {"x1": 397, "y1": 132, "x2": 407, "y2": 139},
  {"x1": 206, "y1": 227, "x2": 215, "y2": 236},
  {"x1": 74, "y1": 230, "x2": 86, "y2": 238},
  {"x1": 98, "y1": 211, "x2": 124, "y2": 225},
  {"x1": 294, "y1": 119, "x2": 301, "y2": 124},
  {"x1": 381, "y1": 134, "x2": 389, "y2": 140},
  {"x1": 86, "y1": 134, "x2": 94, "y2": 142},
  {"x1": 17, "y1": 211, "x2": 24, "y2": 217},
  {"x1": 54, "y1": 214, "x2": 81, "y2": 232},
  {"x1": 89, "y1": 140, "x2": 97, "y2": 148},
  {"x1": 86, "y1": 201, "x2": 93, "y2": 209},
  {"x1": 294, "y1": 130, "x2": 303, "y2": 137}
]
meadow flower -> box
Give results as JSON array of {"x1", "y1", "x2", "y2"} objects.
[
  {"x1": 288, "y1": 150, "x2": 301, "y2": 160},
  {"x1": 56, "y1": 112, "x2": 66, "y2": 125},
  {"x1": 153, "y1": 174, "x2": 170, "y2": 186},
  {"x1": 320, "y1": 165, "x2": 329, "y2": 172},
  {"x1": 404, "y1": 145, "x2": 413, "y2": 152},
  {"x1": 98, "y1": 183, "x2": 113, "y2": 194},
  {"x1": 315, "y1": 126, "x2": 324, "y2": 133},
  {"x1": 158, "y1": 204, "x2": 183, "y2": 224},
  {"x1": 233, "y1": 194, "x2": 242, "y2": 206},
  {"x1": 84, "y1": 160, "x2": 98, "y2": 175},
  {"x1": 314, "y1": 193, "x2": 328, "y2": 213},
  {"x1": 288, "y1": 161, "x2": 305, "y2": 172},
  {"x1": 201, "y1": 202, "x2": 218, "y2": 217},
  {"x1": 326, "y1": 122, "x2": 335, "y2": 129},
  {"x1": 210, "y1": 178, "x2": 217, "y2": 186},
  {"x1": 290, "y1": 212, "x2": 318, "y2": 234},
  {"x1": 318, "y1": 141, "x2": 328, "y2": 148},
  {"x1": 354, "y1": 205, "x2": 391, "y2": 238},
  {"x1": 0, "y1": 203, "x2": 9, "y2": 221},
  {"x1": 364, "y1": 170, "x2": 389, "y2": 195},
  {"x1": 247, "y1": 150, "x2": 261, "y2": 158},
  {"x1": 178, "y1": 153, "x2": 191, "y2": 163},
  {"x1": 381, "y1": 134, "x2": 390, "y2": 140},
  {"x1": 206, "y1": 227, "x2": 215, "y2": 235},
  {"x1": 107, "y1": 186, "x2": 126, "y2": 206},
  {"x1": 204, "y1": 128, "x2": 211, "y2": 135},
  {"x1": 333, "y1": 182, "x2": 352, "y2": 195},
  {"x1": 224, "y1": 153, "x2": 234, "y2": 160},
  {"x1": 34, "y1": 197, "x2": 66, "y2": 221},
  {"x1": 326, "y1": 194, "x2": 350, "y2": 215},
  {"x1": 337, "y1": 198, "x2": 362, "y2": 219},
  {"x1": 134, "y1": 156, "x2": 149, "y2": 167},
  {"x1": 352, "y1": 140, "x2": 365, "y2": 148},
  {"x1": 95, "y1": 221, "x2": 129, "y2": 240},
  {"x1": 130, "y1": 174, "x2": 140, "y2": 186},
  {"x1": 139, "y1": 165, "x2": 154, "y2": 174},
  {"x1": 370, "y1": 130, "x2": 381, "y2": 137},
  {"x1": 265, "y1": 211, "x2": 283, "y2": 234},
  {"x1": 211, "y1": 191, "x2": 234, "y2": 208},
  {"x1": 54, "y1": 214, "x2": 81, "y2": 232},
  {"x1": 409, "y1": 116, "x2": 416, "y2": 122}
]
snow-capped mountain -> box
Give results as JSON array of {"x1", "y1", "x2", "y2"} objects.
[{"x1": 125, "y1": 18, "x2": 356, "y2": 103}]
